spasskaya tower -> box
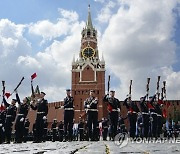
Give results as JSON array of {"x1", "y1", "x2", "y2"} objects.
[{"x1": 71, "y1": 5, "x2": 106, "y2": 122}]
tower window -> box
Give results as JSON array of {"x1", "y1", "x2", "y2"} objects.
[{"x1": 87, "y1": 31, "x2": 91, "y2": 36}]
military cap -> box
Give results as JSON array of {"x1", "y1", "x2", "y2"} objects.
[{"x1": 41, "y1": 91, "x2": 46, "y2": 95}]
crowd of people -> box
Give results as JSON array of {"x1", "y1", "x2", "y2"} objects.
[{"x1": 0, "y1": 89, "x2": 179, "y2": 144}]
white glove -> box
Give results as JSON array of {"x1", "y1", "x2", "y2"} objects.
[
  {"x1": 138, "y1": 112, "x2": 141, "y2": 116},
  {"x1": 87, "y1": 105, "x2": 90, "y2": 108},
  {"x1": 20, "y1": 118, "x2": 24, "y2": 122},
  {"x1": 43, "y1": 116, "x2": 47, "y2": 120},
  {"x1": 0, "y1": 124, "x2": 2, "y2": 127},
  {"x1": 61, "y1": 106, "x2": 64, "y2": 109},
  {"x1": 117, "y1": 108, "x2": 120, "y2": 112}
]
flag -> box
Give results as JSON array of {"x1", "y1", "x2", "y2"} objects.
[
  {"x1": 5, "y1": 92, "x2": 11, "y2": 99},
  {"x1": 147, "y1": 102, "x2": 154, "y2": 109},
  {"x1": 0, "y1": 104, "x2": 5, "y2": 111},
  {"x1": 158, "y1": 100, "x2": 164, "y2": 105},
  {"x1": 163, "y1": 109, "x2": 167, "y2": 118},
  {"x1": 31, "y1": 73, "x2": 37, "y2": 80}
]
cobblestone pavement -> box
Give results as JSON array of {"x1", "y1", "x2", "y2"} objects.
[{"x1": 0, "y1": 140, "x2": 179, "y2": 154}]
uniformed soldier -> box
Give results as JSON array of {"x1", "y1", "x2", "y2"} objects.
[
  {"x1": 3, "y1": 97, "x2": 17, "y2": 144},
  {"x1": 0, "y1": 111, "x2": 4, "y2": 143},
  {"x1": 51, "y1": 119, "x2": 57, "y2": 142},
  {"x1": 139, "y1": 95, "x2": 149, "y2": 138},
  {"x1": 43, "y1": 117, "x2": 48, "y2": 142},
  {"x1": 95, "y1": 121, "x2": 100, "y2": 141},
  {"x1": 118, "y1": 116, "x2": 127, "y2": 134},
  {"x1": 103, "y1": 90, "x2": 120, "y2": 140},
  {"x1": 63, "y1": 89, "x2": 74, "y2": 141},
  {"x1": 58, "y1": 121, "x2": 64, "y2": 142},
  {"x1": 84, "y1": 90, "x2": 98, "y2": 141},
  {"x1": 102, "y1": 117, "x2": 109, "y2": 141},
  {"x1": 148, "y1": 95, "x2": 157, "y2": 138},
  {"x1": 30, "y1": 91, "x2": 48, "y2": 143},
  {"x1": 32, "y1": 122, "x2": 37, "y2": 142},
  {"x1": 123, "y1": 94, "x2": 139, "y2": 138},
  {"x1": 78, "y1": 119, "x2": 84, "y2": 141},
  {"x1": 24, "y1": 118, "x2": 30, "y2": 142},
  {"x1": 155, "y1": 100, "x2": 163, "y2": 137},
  {"x1": 14, "y1": 92, "x2": 29, "y2": 143},
  {"x1": 84, "y1": 120, "x2": 89, "y2": 141},
  {"x1": 0, "y1": 108, "x2": 6, "y2": 144}
]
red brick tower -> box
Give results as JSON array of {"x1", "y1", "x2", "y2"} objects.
[{"x1": 71, "y1": 5, "x2": 106, "y2": 122}]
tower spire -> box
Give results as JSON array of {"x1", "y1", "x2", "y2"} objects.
[{"x1": 86, "y1": 4, "x2": 93, "y2": 29}]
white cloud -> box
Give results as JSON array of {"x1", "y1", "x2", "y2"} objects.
[
  {"x1": 14, "y1": 9, "x2": 84, "y2": 102},
  {"x1": 96, "y1": 1, "x2": 116, "y2": 23},
  {"x1": 94, "y1": 0, "x2": 105, "y2": 3},
  {"x1": 28, "y1": 9, "x2": 79, "y2": 43},
  {"x1": 0, "y1": 2, "x2": 180, "y2": 104},
  {"x1": 99, "y1": 0, "x2": 180, "y2": 100}
]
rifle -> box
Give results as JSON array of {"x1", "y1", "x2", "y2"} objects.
[
  {"x1": 129, "y1": 80, "x2": 133, "y2": 96},
  {"x1": 107, "y1": 75, "x2": 113, "y2": 112},
  {"x1": 146, "y1": 78, "x2": 150, "y2": 100},
  {"x1": 156, "y1": 76, "x2": 161, "y2": 100},
  {"x1": 2, "y1": 81, "x2": 5, "y2": 96},
  {"x1": 161, "y1": 88, "x2": 164, "y2": 100},
  {"x1": 1, "y1": 81, "x2": 5, "y2": 106},
  {"x1": 11, "y1": 77, "x2": 25, "y2": 95},
  {"x1": 31, "y1": 80, "x2": 35, "y2": 99},
  {"x1": 163, "y1": 81, "x2": 166, "y2": 100},
  {"x1": 107, "y1": 75, "x2": 110, "y2": 95}
]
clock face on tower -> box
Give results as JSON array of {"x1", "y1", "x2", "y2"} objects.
[{"x1": 82, "y1": 47, "x2": 95, "y2": 58}]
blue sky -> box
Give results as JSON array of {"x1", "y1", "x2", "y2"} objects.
[
  {"x1": 0, "y1": 0, "x2": 99, "y2": 23},
  {"x1": 0, "y1": 0, "x2": 180, "y2": 101}
]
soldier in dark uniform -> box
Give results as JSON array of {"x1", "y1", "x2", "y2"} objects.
[
  {"x1": 0, "y1": 111, "x2": 5, "y2": 143},
  {"x1": 0, "y1": 107, "x2": 6, "y2": 144},
  {"x1": 148, "y1": 95, "x2": 157, "y2": 138},
  {"x1": 102, "y1": 117, "x2": 109, "y2": 141},
  {"x1": 3, "y1": 97, "x2": 17, "y2": 144},
  {"x1": 30, "y1": 91, "x2": 48, "y2": 143},
  {"x1": 32, "y1": 123, "x2": 37, "y2": 142},
  {"x1": 84, "y1": 90, "x2": 98, "y2": 141},
  {"x1": 155, "y1": 100, "x2": 163, "y2": 137},
  {"x1": 118, "y1": 116, "x2": 127, "y2": 134},
  {"x1": 139, "y1": 94, "x2": 149, "y2": 138},
  {"x1": 43, "y1": 117, "x2": 48, "y2": 142},
  {"x1": 84, "y1": 120, "x2": 89, "y2": 141},
  {"x1": 95, "y1": 121, "x2": 100, "y2": 141},
  {"x1": 78, "y1": 119, "x2": 84, "y2": 141},
  {"x1": 24, "y1": 118, "x2": 30, "y2": 142},
  {"x1": 14, "y1": 92, "x2": 29, "y2": 143},
  {"x1": 103, "y1": 90, "x2": 120, "y2": 140},
  {"x1": 62, "y1": 89, "x2": 74, "y2": 141},
  {"x1": 58, "y1": 121, "x2": 64, "y2": 142},
  {"x1": 123, "y1": 94, "x2": 139, "y2": 138},
  {"x1": 51, "y1": 119, "x2": 57, "y2": 142}
]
